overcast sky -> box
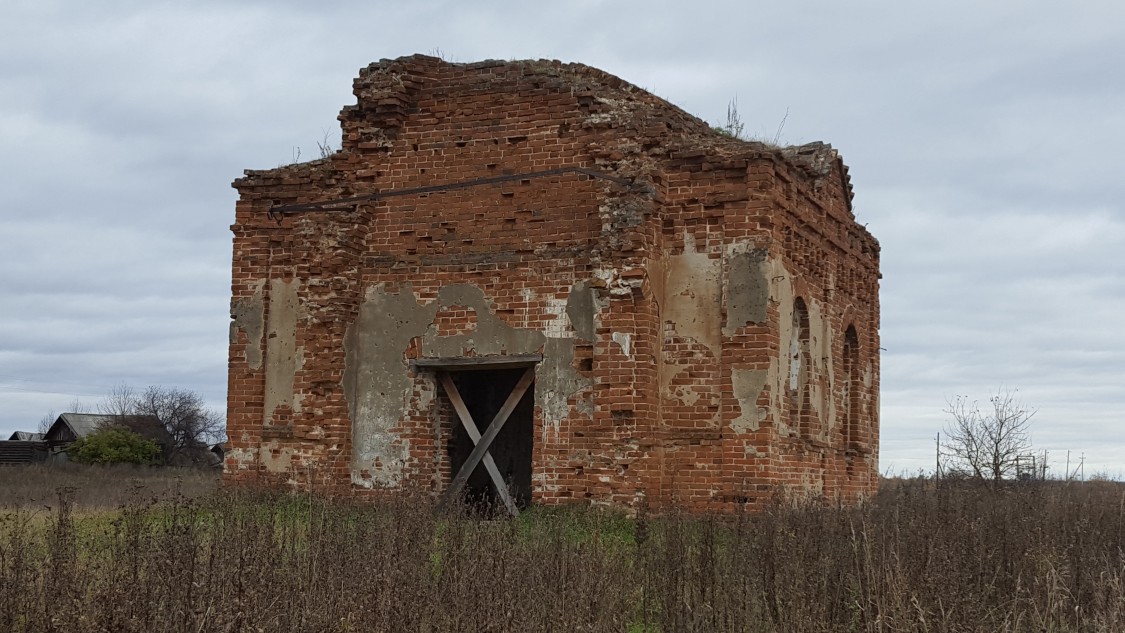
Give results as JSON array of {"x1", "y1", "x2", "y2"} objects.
[{"x1": 2, "y1": 1, "x2": 1122, "y2": 478}]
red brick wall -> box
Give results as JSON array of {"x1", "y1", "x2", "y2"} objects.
[{"x1": 226, "y1": 55, "x2": 880, "y2": 511}]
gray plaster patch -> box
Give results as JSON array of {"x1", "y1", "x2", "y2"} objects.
[
  {"x1": 259, "y1": 440, "x2": 294, "y2": 473},
  {"x1": 344, "y1": 283, "x2": 437, "y2": 487},
  {"x1": 263, "y1": 279, "x2": 301, "y2": 424},
  {"x1": 566, "y1": 280, "x2": 597, "y2": 341},
  {"x1": 422, "y1": 284, "x2": 545, "y2": 357},
  {"x1": 611, "y1": 332, "x2": 632, "y2": 359},
  {"x1": 730, "y1": 368, "x2": 768, "y2": 433},
  {"x1": 660, "y1": 241, "x2": 722, "y2": 357},
  {"x1": 723, "y1": 249, "x2": 769, "y2": 335},
  {"x1": 538, "y1": 338, "x2": 593, "y2": 441},
  {"x1": 230, "y1": 280, "x2": 265, "y2": 370},
  {"x1": 344, "y1": 282, "x2": 588, "y2": 487}
]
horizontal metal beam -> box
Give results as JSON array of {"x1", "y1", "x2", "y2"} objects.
[
  {"x1": 268, "y1": 166, "x2": 637, "y2": 217},
  {"x1": 410, "y1": 354, "x2": 542, "y2": 371}
]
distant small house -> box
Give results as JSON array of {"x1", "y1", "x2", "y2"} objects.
[
  {"x1": 7, "y1": 431, "x2": 44, "y2": 441},
  {"x1": 44, "y1": 413, "x2": 172, "y2": 462},
  {"x1": 210, "y1": 442, "x2": 226, "y2": 469},
  {"x1": 0, "y1": 439, "x2": 47, "y2": 465}
]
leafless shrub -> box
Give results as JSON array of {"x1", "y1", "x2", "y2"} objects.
[
  {"x1": 316, "y1": 129, "x2": 334, "y2": 159},
  {"x1": 942, "y1": 387, "x2": 1036, "y2": 484},
  {"x1": 715, "y1": 97, "x2": 746, "y2": 139},
  {"x1": 1, "y1": 475, "x2": 1124, "y2": 632}
]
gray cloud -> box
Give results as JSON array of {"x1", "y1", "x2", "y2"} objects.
[{"x1": 2, "y1": 0, "x2": 1121, "y2": 477}]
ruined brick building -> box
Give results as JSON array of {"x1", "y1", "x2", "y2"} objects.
[{"x1": 226, "y1": 55, "x2": 880, "y2": 512}]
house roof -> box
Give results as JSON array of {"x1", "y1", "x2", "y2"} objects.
[
  {"x1": 8, "y1": 431, "x2": 44, "y2": 441},
  {"x1": 55, "y1": 413, "x2": 108, "y2": 438},
  {"x1": 45, "y1": 413, "x2": 168, "y2": 445}
]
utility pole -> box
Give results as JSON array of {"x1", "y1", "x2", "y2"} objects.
[{"x1": 935, "y1": 432, "x2": 942, "y2": 481}]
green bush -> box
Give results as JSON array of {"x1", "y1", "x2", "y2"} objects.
[{"x1": 67, "y1": 426, "x2": 161, "y2": 465}]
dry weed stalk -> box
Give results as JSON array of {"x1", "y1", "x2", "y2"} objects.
[{"x1": 0, "y1": 470, "x2": 1122, "y2": 632}]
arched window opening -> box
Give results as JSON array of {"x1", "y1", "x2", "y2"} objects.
[
  {"x1": 790, "y1": 298, "x2": 811, "y2": 437},
  {"x1": 843, "y1": 325, "x2": 860, "y2": 450}
]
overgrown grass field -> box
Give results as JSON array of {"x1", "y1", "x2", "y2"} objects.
[{"x1": 1, "y1": 467, "x2": 1123, "y2": 632}]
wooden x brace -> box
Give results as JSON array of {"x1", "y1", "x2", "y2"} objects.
[{"x1": 438, "y1": 367, "x2": 534, "y2": 516}]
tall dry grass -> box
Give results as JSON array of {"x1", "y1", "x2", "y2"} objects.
[
  {"x1": 636, "y1": 479, "x2": 1125, "y2": 632},
  {"x1": 0, "y1": 472, "x2": 1122, "y2": 632},
  {"x1": 0, "y1": 463, "x2": 219, "y2": 509}
]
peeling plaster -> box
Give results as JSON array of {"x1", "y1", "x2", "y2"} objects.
[
  {"x1": 227, "y1": 447, "x2": 255, "y2": 470},
  {"x1": 651, "y1": 231, "x2": 726, "y2": 419},
  {"x1": 566, "y1": 280, "x2": 597, "y2": 341},
  {"x1": 730, "y1": 368, "x2": 768, "y2": 433},
  {"x1": 344, "y1": 283, "x2": 436, "y2": 487},
  {"x1": 789, "y1": 305, "x2": 804, "y2": 393},
  {"x1": 772, "y1": 258, "x2": 837, "y2": 438},
  {"x1": 676, "y1": 380, "x2": 702, "y2": 406},
  {"x1": 659, "y1": 362, "x2": 721, "y2": 413},
  {"x1": 259, "y1": 440, "x2": 295, "y2": 473},
  {"x1": 343, "y1": 282, "x2": 592, "y2": 486},
  {"x1": 724, "y1": 249, "x2": 769, "y2": 335},
  {"x1": 808, "y1": 297, "x2": 837, "y2": 433},
  {"x1": 230, "y1": 280, "x2": 265, "y2": 370},
  {"x1": 611, "y1": 332, "x2": 633, "y2": 359},
  {"x1": 773, "y1": 259, "x2": 796, "y2": 426},
  {"x1": 543, "y1": 295, "x2": 571, "y2": 339},
  {"x1": 263, "y1": 279, "x2": 303, "y2": 424},
  {"x1": 660, "y1": 232, "x2": 722, "y2": 358},
  {"x1": 416, "y1": 379, "x2": 437, "y2": 420},
  {"x1": 422, "y1": 284, "x2": 543, "y2": 357},
  {"x1": 539, "y1": 338, "x2": 592, "y2": 442}
]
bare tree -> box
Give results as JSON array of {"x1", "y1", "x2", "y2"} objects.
[
  {"x1": 37, "y1": 410, "x2": 56, "y2": 435},
  {"x1": 99, "y1": 383, "x2": 225, "y2": 461},
  {"x1": 133, "y1": 385, "x2": 225, "y2": 454},
  {"x1": 38, "y1": 398, "x2": 91, "y2": 434},
  {"x1": 69, "y1": 397, "x2": 90, "y2": 413},
  {"x1": 942, "y1": 387, "x2": 1036, "y2": 484},
  {"x1": 99, "y1": 382, "x2": 139, "y2": 417}
]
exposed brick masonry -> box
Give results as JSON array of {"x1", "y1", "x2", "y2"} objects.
[{"x1": 226, "y1": 55, "x2": 881, "y2": 512}]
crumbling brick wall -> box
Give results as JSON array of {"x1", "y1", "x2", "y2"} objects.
[{"x1": 227, "y1": 55, "x2": 880, "y2": 511}]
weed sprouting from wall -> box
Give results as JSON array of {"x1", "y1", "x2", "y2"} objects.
[{"x1": 713, "y1": 97, "x2": 746, "y2": 139}]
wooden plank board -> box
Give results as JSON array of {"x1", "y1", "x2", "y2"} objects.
[
  {"x1": 441, "y1": 367, "x2": 535, "y2": 513},
  {"x1": 411, "y1": 354, "x2": 542, "y2": 371},
  {"x1": 437, "y1": 373, "x2": 519, "y2": 516}
]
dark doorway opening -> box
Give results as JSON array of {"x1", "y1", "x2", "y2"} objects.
[{"x1": 446, "y1": 368, "x2": 535, "y2": 509}]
